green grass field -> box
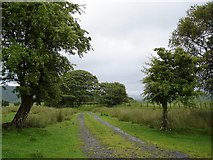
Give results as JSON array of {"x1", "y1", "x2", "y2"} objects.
[
  {"x1": 98, "y1": 113, "x2": 211, "y2": 158},
  {"x1": 91, "y1": 104, "x2": 211, "y2": 135},
  {"x1": 3, "y1": 113, "x2": 85, "y2": 158},
  {"x1": 2, "y1": 104, "x2": 212, "y2": 158}
]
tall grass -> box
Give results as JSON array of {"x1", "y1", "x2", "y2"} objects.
[
  {"x1": 93, "y1": 106, "x2": 211, "y2": 134},
  {"x1": 2, "y1": 104, "x2": 19, "y2": 114},
  {"x1": 168, "y1": 108, "x2": 211, "y2": 132},
  {"x1": 24, "y1": 106, "x2": 77, "y2": 128},
  {"x1": 2, "y1": 105, "x2": 77, "y2": 128},
  {"x1": 94, "y1": 107, "x2": 162, "y2": 128}
]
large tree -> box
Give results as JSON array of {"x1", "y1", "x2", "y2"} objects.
[
  {"x1": 142, "y1": 48, "x2": 198, "y2": 130},
  {"x1": 98, "y1": 82, "x2": 128, "y2": 107},
  {"x1": 169, "y1": 2, "x2": 213, "y2": 97},
  {"x1": 2, "y1": 2, "x2": 91, "y2": 128},
  {"x1": 60, "y1": 70, "x2": 99, "y2": 106}
]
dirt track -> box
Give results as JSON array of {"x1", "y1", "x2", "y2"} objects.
[
  {"x1": 78, "y1": 112, "x2": 188, "y2": 158},
  {"x1": 78, "y1": 113, "x2": 114, "y2": 158}
]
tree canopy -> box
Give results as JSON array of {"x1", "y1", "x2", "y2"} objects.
[
  {"x1": 142, "y1": 48, "x2": 198, "y2": 130},
  {"x1": 98, "y1": 82, "x2": 128, "y2": 107},
  {"x1": 2, "y1": 2, "x2": 92, "y2": 128},
  {"x1": 60, "y1": 70, "x2": 99, "y2": 106},
  {"x1": 169, "y1": 2, "x2": 213, "y2": 96}
]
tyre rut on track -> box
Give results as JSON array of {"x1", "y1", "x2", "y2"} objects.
[
  {"x1": 78, "y1": 112, "x2": 188, "y2": 158},
  {"x1": 78, "y1": 113, "x2": 114, "y2": 158}
]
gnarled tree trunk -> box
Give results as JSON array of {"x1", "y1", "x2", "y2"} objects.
[
  {"x1": 11, "y1": 95, "x2": 34, "y2": 128},
  {"x1": 161, "y1": 102, "x2": 168, "y2": 131}
]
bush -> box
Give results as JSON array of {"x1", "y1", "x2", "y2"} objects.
[
  {"x1": 2, "y1": 100, "x2": 9, "y2": 107},
  {"x1": 14, "y1": 102, "x2": 21, "y2": 106},
  {"x1": 56, "y1": 111, "x2": 64, "y2": 122},
  {"x1": 59, "y1": 95, "x2": 75, "y2": 107}
]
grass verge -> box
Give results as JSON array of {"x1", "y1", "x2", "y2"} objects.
[
  {"x1": 98, "y1": 113, "x2": 211, "y2": 158},
  {"x1": 93, "y1": 106, "x2": 211, "y2": 135},
  {"x1": 2, "y1": 114, "x2": 86, "y2": 158}
]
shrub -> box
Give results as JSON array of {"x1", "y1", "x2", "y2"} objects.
[
  {"x1": 56, "y1": 111, "x2": 64, "y2": 122},
  {"x1": 2, "y1": 100, "x2": 9, "y2": 107},
  {"x1": 14, "y1": 102, "x2": 21, "y2": 106}
]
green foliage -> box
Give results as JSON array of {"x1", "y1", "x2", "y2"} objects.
[
  {"x1": 98, "y1": 82, "x2": 128, "y2": 107},
  {"x1": 169, "y1": 2, "x2": 213, "y2": 96},
  {"x1": 142, "y1": 47, "x2": 198, "y2": 105},
  {"x1": 60, "y1": 70, "x2": 99, "y2": 106},
  {"x1": 142, "y1": 47, "x2": 199, "y2": 130},
  {"x1": 2, "y1": 100, "x2": 10, "y2": 107},
  {"x1": 58, "y1": 95, "x2": 75, "y2": 107},
  {"x1": 2, "y1": 2, "x2": 91, "y2": 104},
  {"x1": 14, "y1": 102, "x2": 21, "y2": 107}
]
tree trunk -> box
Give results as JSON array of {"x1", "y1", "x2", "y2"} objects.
[
  {"x1": 10, "y1": 95, "x2": 34, "y2": 128},
  {"x1": 161, "y1": 102, "x2": 168, "y2": 131}
]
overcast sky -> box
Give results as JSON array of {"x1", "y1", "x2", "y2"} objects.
[{"x1": 66, "y1": 0, "x2": 208, "y2": 97}]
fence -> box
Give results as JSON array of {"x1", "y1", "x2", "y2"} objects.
[{"x1": 125, "y1": 101, "x2": 213, "y2": 109}]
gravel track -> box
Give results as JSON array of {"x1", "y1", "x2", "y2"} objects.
[
  {"x1": 78, "y1": 112, "x2": 189, "y2": 158},
  {"x1": 78, "y1": 113, "x2": 114, "y2": 158}
]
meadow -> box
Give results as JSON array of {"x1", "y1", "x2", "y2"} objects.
[
  {"x1": 1, "y1": 101, "x2": 212, "y2": 158},
  {"x1": 2, "y1": 105, "x2": 85, "y2": 158},
  {"x1": 82, "y1": 101, "x2": 212, "y2": 135}
]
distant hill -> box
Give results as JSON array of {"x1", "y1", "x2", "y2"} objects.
[
  {"x1": 1, "y1": 86, "x2": 20, "y2": 103},
  {"x1": 128, "y1": 95, "x2": 143, "y2": 102}
]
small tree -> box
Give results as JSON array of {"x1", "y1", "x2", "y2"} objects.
[
  {"x1": 98, "y1": 82, "x2": 128, "y2": 107},
  {"x1": 142, "y1": 48, "x2": 199, "y2": 130}
]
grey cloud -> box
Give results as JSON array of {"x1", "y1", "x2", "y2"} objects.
[{"x1": 65, "y1": 1, "x2": 207, "y2": 98}]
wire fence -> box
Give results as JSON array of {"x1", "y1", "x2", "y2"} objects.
[{"x1": 124, "y1": 101, "x2": 213, "y2": 109}]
